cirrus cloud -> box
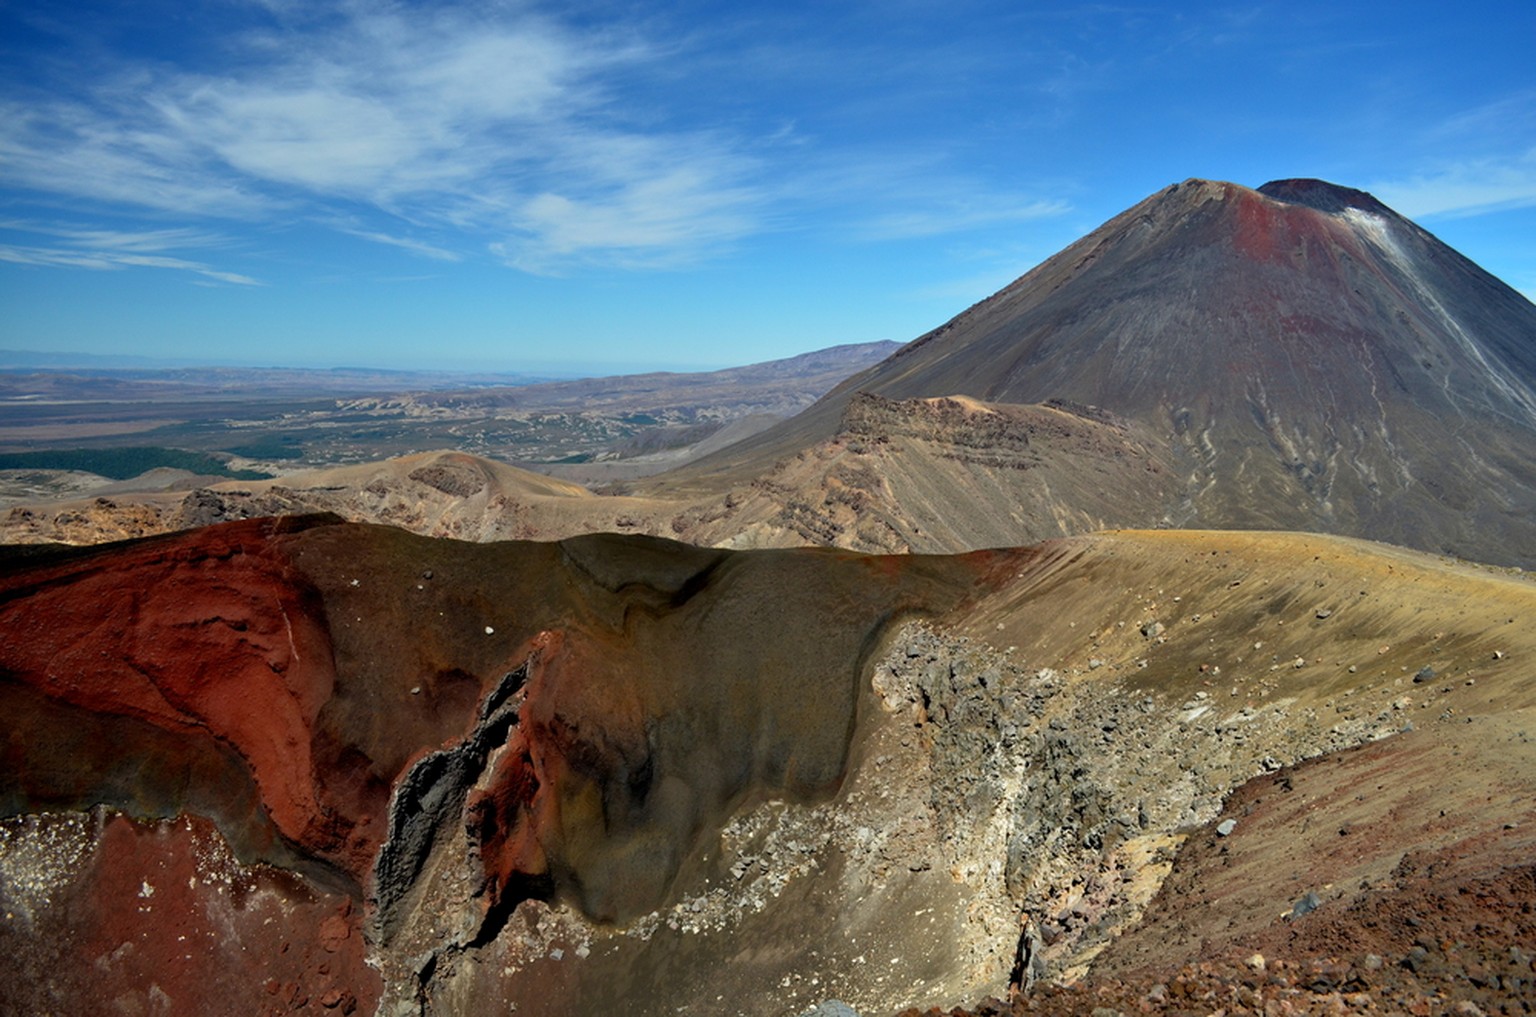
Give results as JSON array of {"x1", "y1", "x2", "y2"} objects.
[
  {"x1": 0, "y1": 221, "x2": 261, "y2": 284},
  {"x1": 1370, "y1": 147, "x2": 1536, "y2": 219},
  {"x1": 1, "y1": 3, "x2": 760, "y2": 273}
]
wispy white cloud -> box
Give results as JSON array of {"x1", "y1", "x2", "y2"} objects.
[
  {"x1": 332, "y1": 225, "x2": 463, "y2": 263},
  {"x1": 0, "y1": 97, "x2": 274, "y2": 217},
  {"x1": 0, "y1": 221, "x2": 260, "y2": 284},
  {"x1": 488, "y1": 133, "x2": 765, "y2": 272},
  {"x1": 0, "y1": 4, "x2": 760, "y2": 272},
  {"x1": 1369, "y1": 90, "x2": 1536, "y2": 219},
  {"x1": 754, "y1": 141, "x2": 1073, "y2": 246},
  {"x1": 1370, "y1": 148, "x2": 1536, "y2": 219},
  {"x1": 1422, "y1": 91, "x2": 1536, "y2": 146},
  {"x1": 0, "y1": 242, "x2": 262, "y2": 285},
  {"x1": 857, "y1": 196, "x2": 1070, "y2": 241},
  {"x1": 0, "y1": 2, "x2": 1071, "y2": 275},
  {"x1": 1, "y1": 222, "x2": 231, "y2": 252}
]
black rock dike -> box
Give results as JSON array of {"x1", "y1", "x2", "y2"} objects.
[{"x1": 371, "y1": 663, "x2": 529, "y2": 943}]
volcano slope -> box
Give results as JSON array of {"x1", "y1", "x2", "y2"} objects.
[
  {"x1": 3, "y1": 516, "x2": 1533, "y2": 1015},
  {"x1": 647, "y1": 178, "x2": 1536, "y2": 566}
]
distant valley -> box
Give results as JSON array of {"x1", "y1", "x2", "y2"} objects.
[{"x1": 0, "y1": 340, "x2": 899, "y2": 498}]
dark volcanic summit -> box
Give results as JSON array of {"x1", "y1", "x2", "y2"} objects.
[{"x1": 678, "y1": 178, "x2": 1536, "y2": 565}]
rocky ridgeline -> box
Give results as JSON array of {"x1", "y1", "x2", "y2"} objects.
[{"x1": 839, "y1": 393, "x2": 1140, "y2": 470}]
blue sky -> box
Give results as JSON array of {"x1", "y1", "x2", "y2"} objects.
[{"x1": 2, "y1": 0, "x2": 1533, "y2": 373}]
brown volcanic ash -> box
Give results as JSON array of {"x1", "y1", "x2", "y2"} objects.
[{"x1": 669, "y1": 178, "x2": 1536, "y2": 565}]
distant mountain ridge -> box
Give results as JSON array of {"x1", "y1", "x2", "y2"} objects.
[
  {"x1": 382, "y1": 340, "x2": 903, "y2": 413},
  {"x1": 0, "y1": 340, "x2": 902, "y2": 478}
]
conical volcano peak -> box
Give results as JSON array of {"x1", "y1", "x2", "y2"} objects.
[
  {"x1": 1172, "y1": 177, "x2": 1243, "y2": 196},
  {"x1": 678, "y1": 172, "x2": 1536, "y2": 566},
  {"x1": 1150, "y1": 177, "x2": 1251, "y2": 210},
  {"x1": 1257, "y1": 177, "x2": 1395, "y2": 217},
  {"x1": 1154, "y1": 177, "x2": 1394, "y2": 223},
  {"x1": 1117, "y1": 178, "x2": 1377, "y2": 244}
]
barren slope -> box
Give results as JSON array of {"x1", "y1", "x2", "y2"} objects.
[
  {"x1": 0, "y1": 450, "x2": 655, "y2": 545},
  {"x1": 0, "y1": 395, "x2": 1184, "y2": 555},
  {"x1": 685, "y1": 394, "x2": 1182, "y2": 553},
  {"x1": 3, "y1": 521, "x2": 1532, "y2": 1015}
]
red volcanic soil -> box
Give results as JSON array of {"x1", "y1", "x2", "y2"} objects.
[
  {"x1": 1, "y1": 811, "x2": 380, "y2": 1017},
  {"x1": 0, "y1": 516, "x2": 379, "y2": 881}
]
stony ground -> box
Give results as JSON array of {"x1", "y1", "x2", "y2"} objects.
[{"x1": 898, "y1": 787, "x2": 1536, "y2": 1016}]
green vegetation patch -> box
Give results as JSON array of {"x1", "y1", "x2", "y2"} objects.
[{"x1": 0, "y1": 447, "x2": 273, "y2": 481}]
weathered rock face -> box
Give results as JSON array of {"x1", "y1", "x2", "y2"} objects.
[
  {"x1": 686, "y1": 393, "x2": 1181, "y2": 554},
  {"x1": 0, "y1": 516, "x2": 362, "y2": 880},
  {"x1": 1, "y1": 515, "x2": 1023, "y2": 1014}
]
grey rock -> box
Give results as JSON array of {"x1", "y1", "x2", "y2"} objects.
[
  {"x1": 1291, "y1": 890, "x2": 1322, "y2": 917},
  {"x1": 1414, "y1": 666, "x2": 1435, "y2": 683},
  {"x1": 1216, "y1": 818, "x2": 1237, "y2": 837},
  {"x1": 798, "y1": 1003, "x2": 861, "y2": 1017}
]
